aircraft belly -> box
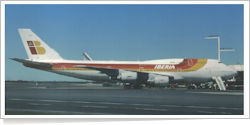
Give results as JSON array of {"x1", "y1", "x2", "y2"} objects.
[
  {"x1": 50, "y1": 70, "x2": 111, "y2": 81},
  {"x1": 175, "y1": 71, "x2": 212, "y2": 83},
  {"x1": 152, "y1": 71, "x2": 212, "y2": 83}
]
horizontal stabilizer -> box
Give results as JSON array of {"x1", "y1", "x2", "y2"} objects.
[{"x1": 10, "y1": 58, "x2": 52, "y2": 68}]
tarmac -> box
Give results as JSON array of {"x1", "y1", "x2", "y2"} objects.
[{"x1": 5, "y1": 81, "x2": 243, "y2": 115}]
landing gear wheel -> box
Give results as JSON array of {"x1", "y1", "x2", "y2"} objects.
[
  {"x1": 123, "y1": 83, "x2": 132, "y2": 89},
  {"x1": 123, "y1": 85, "x2": 131, "y2": 89},
  {"x1": 187, "y1": 85, "x2": 195, "y2": 89},
  {"x1": 132, "y1": 84, "x2": 143, "y2": 89}
]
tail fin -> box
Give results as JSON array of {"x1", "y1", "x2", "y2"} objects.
[{"x1": 18, "y1": 29, "x2": 63, "y2": 60}]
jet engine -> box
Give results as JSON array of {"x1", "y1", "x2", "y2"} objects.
[
  {"x1": 147, "y1": 74, "x2": 170, "y2": 87},
  {"x1": 113, "y1": 71, "x2": 171, "y2": 87},
  {"x1": 117, "y1": 72, "x2": 137, "y2": 83}
]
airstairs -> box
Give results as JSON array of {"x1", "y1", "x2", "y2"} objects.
[{"x1": 212, "y1": 76, "x2": 226, "y2": 91}]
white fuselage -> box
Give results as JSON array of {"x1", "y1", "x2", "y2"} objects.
[{"x1": 33, "y1": 58, "x2": 237, "y2": 84}]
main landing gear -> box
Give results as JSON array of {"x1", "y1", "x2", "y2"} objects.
[{"x1": 123, "y1": 83, "x2": 143, "y2": 89}]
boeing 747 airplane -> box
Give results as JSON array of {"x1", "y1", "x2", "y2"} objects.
[{"x1": 11, "y1": 29, "x2": 237, "y2": 90}]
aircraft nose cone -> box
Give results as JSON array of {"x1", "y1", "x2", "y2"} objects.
[
  {"x1": 229, "y1": 69, "x2": 238, "y2": 78},
  {"x1": 233, "y1": 70, "x2": 238, "y2": 76},
  {"x1": 224, "y1": 67, "x2": 238, "y2": 79}
]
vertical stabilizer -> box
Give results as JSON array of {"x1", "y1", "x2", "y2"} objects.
[{"x1": 18, "y1": 29, "x2": 63, "y2": 60}]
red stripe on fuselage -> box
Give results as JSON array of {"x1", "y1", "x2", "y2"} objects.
[{"x1": 51, "y1": 59, "x2": 198, "y2": 70}]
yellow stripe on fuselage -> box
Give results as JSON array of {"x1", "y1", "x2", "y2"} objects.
[
  {"x1": 52, "y1": 59, "x2": 207, "y2": 72},
  {"x1": 181, "y1": 59, "x2": 207, "y2": 72}
]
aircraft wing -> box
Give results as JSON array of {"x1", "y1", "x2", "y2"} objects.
[
  {"x1": 74, "y1": 65, "x2": 180, "y2": 80},
  {"x1": 74, "y1": 65, "x2": 120, "y2": 78}
]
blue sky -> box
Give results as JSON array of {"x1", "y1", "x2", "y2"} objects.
[{"x1": 5, "y1": 4, "x2": 244, "y2": 81}]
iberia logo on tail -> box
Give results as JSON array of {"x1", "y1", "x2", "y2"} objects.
[{"x1": 27, "y1": 41, "x2": 46, "y2": 55}]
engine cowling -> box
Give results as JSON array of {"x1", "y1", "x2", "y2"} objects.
[
  {"x1": 112, "y1": 71, "x2": 171, "y2": 87},
  {"x1": 147, "y1": 74, "x2": 170, "y2": 86},
  {"x1": 117, "y1": 72, "x2": 137, "y2": 83}
]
